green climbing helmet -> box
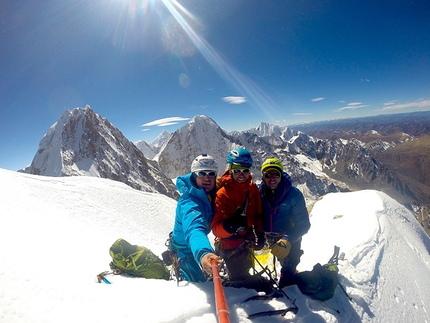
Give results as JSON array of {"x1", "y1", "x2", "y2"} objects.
[{"x1": 261, "y1": 157, "x2": 284, "y2": 174}]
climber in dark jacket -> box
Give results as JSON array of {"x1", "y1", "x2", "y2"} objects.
[{"x1": 259, "y1": 157, "x2": 311, "y2": 288}]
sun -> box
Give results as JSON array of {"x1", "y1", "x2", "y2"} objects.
[{"x1": 99, "y1": 0, "x2": 161, "y2": 51}]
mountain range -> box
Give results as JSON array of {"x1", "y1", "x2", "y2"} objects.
[
  {"x1": 21, "y1": 105, "x2": 429, "y2": 235},
  {"x1": 289, "y1": 111, "x2": 430, "y2": 235}
]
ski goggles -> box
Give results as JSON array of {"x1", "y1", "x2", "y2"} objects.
[
  {"x1": 263, "y1": 169, "x2": 281, "y2": 178},
  {"x1": 195, "y1": 171, "x2": 217, "y2": 178},
  {"x1": 231, "y1": 168, "x2": 251, "y2": 175}
]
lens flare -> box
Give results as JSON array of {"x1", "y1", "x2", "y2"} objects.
[
  {"x1": 161, "y1": 0, "x2": 280, "y2": 120},
  {"x1": 102, "y1": 0, "x2": 280, "y2": 119}
]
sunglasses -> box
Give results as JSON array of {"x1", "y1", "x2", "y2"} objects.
[
  {"x1": 264, "y1": 170, "x2": 281, "y2": 178},
  {"x1": 195, "y1": 171, "x2": 217, "y2": 178},
  {"x1": 231, "y1": 168, "x2": 251, "y2": 175}
]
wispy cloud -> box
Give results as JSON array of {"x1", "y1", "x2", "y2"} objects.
[
  {"x1": 311, "y1": 97, "x2": 325, "y2": 102},
  {"x1": 380, "y1": 99, "x2": 430, "y2": 111},
  {"x1": 384, "y1": 100, "x2": 398, "y2": 106},
  {"x1": 335, "y1": 102, "x2": 368, "y2": 112},
  {"x1": 293, "y1": 112, "x2": 314, "y2": 116},
  {"x1": 142, "y1": 117, "x2": 190, "y2": 127},
  {"x1": 222, "y1": 96, "x2": 247, "y2": 104}
]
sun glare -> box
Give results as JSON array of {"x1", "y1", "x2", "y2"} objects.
[
  {"x1": 102, "y1": 0, "x2": 280, "y2": 119},
  {"x1": 101, "y1": 0, "x2": 159, "y2": 51},
  {"x1": 161, "y1": 0, "x2": 280, "y2": 120}
]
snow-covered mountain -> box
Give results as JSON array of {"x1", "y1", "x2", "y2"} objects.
[
  {"x1": 137, "y1": 116, "x2": 344, "y2": 204},
  {"x1": 155, "y1": 115, "x2": 233, "y2": 177},
  {"x1": 152, "y1": 130, "x2": 172, "y2": 149},
  {"x1": 150, "y1": 115, "x2": 409, "y2": 205},
  {"x1": 134, "y1": 130, "x2": 171, "y2": 160},
  {"x1": 1, "y1": 168, "x2": 430, "y2": 323},
  {"x1": 21, "y1": 106, "x2": 178, "y2": 199},
  {"x1": 134, "y1": 139, "x2": 156, "y2": 159},
  {"x1": 21, "y1": 107, "x2": 414, "y2": 208}
]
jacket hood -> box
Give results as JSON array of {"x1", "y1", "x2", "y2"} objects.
[
  {"x1": 176, "y1": 172, "x2": 216, "y2": 202},
  {"x1": 176, "y1": 172, "x2": 195, "y2": 195}
]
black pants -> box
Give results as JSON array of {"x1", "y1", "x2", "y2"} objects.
[
  {"x1": 278, "y1": 239, "x2": 303, "y2": 287},
  {"x1": 222, "y1": 246, "x2": 253, "y2": 281},
  {"x1": 220, "y1": 245, "x2": 273, "y2": 293}
]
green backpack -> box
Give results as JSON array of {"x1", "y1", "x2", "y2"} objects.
[
  {"x1": 294, "y1": 246, "x2": 340, "y2": 302},
  {"x1": 109, "y1": 238, "x2": 170, "y2": 280}
]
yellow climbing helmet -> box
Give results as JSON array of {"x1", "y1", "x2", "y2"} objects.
[{"x1": 261, "y1": 157, "x2": 284, "y2": 174}]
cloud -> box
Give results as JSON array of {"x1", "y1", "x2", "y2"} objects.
[
  {"x1": 384, "y1": 100, "x2": 398, "y2": 106},
  {"x1": 293, "y1": 112, "x2": 314, "y2": 116},
  {"x1": 311, "y1": 97, "x2": 325, "y2": 102},
  {"x1": 142, "y1": 117, "x2": 190, "y2": 127},
  {"x1": 157, "y1": 122, "x2": 179, "y2": 126},
  {"x1": 141, "y1": 128, "x2": 150, "y2": 132},
  {"x1": 335, "y1": 102, "x2": 368, "y2": 112},
  {"x1": 380, "y1": 99, "x2": 430, "y2": 111},
  {"x1": 222, "y1": 96, "x2": 247, "y2": 104}
]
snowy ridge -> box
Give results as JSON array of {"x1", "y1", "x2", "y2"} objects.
[
  {"x1": 1, "y1": 168, "x2": 429, "y2": 323},
  {"x1": 246, "y1": 122, "x2": 295, "y2": 145},
  {"x1": 301, "y1": 190, "x2": 430, "y2": 321}
]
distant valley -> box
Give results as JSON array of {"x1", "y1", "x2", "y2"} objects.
[{"x1": 290, "y1": 111, "x2": 430, "y2": 236}]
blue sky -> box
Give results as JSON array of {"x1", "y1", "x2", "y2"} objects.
[{"x1": 1, "y1": 0, "x2": 429, "y2": 171}]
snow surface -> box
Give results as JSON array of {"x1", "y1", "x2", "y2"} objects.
[{"x1": 1, "y1": 168, "x2": 429, "y2": 323}]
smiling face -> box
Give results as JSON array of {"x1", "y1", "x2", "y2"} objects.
[
  {"x1": 195, "y1": 171, "x2": 216, "y2": 192},
  {"x1": 262, "y1": 168, "x2": 281, "y2": 190},
  {"x1": 230, "y1": 167, "x2": 251, "y2": 184}
]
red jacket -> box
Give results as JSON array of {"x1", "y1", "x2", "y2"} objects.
[{"x1": 212, "y1": 170, "x2": 263, "y2": 250}]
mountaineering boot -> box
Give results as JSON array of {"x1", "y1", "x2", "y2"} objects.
[{"x1": 278, "y1": 272, "x2": 297, "y2": 289}]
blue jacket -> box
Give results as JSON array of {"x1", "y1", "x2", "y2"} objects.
[
  {"x1": 171, "y1": 173, "x2": 215, "y2": 265},
  {"x1": 259, "y1": 172, "x2": 310, "y2": 243}
]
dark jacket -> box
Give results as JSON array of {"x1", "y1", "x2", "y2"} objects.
[{"x1": 259, "y1": 172, "x2": 310, "y2": 243}]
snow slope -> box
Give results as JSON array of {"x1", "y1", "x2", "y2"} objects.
[{"x1": 1, "y1": 168, "x2": 429, "y2": 323}]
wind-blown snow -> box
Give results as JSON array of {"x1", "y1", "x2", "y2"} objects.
[{"x1": 1, "y1": 168, "x2": 429, "y2": 323}]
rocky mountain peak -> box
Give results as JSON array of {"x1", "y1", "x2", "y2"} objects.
[
  {"x1": 156, "y1": 115, "x2": 233, "y2": 177},
  {"x1": 22, "y1": 106, "x2": 178, "y2": 199}
]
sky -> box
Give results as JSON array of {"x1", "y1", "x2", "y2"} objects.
[
  {"x1": 1, "y1": 0, "x2": 430, "y2": 171},
  {"x1": 1, "y1": 168, "x2": 430, "y2": 322}
]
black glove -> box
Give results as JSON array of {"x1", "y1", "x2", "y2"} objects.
[
  {"x1": 253, "y1": 231, "x2": 266, "y2": 251},
  {"x1": 222, "y1": 208, "x2": 247, "y2": 233}
]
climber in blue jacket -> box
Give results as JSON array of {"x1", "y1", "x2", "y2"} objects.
[{"x1": 170, "y1": 154, "x2": 221, "y2": 282}]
